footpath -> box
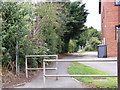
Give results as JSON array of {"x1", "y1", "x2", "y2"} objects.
[
  {"x1": 16, "y1": 51, "x2": 117, "y2": 88},
  {"x1": 16, "y1": 55, "x2": 88, "y2": 88}
]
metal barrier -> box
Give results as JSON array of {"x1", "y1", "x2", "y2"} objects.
[
  {"x1": 43, "y1": 59, "x2": 117, "y2": 87},
  {"x1": 25, "y1": 55, "x2": 58, "y2": 78}
]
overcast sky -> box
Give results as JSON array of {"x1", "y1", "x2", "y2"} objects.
[{"x1": 82, "y1": 0, "x2": 101, "y2": 31}]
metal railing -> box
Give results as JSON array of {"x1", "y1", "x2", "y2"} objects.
[
  {"x1": 25, "y1": 55, "x2": 58, "y2": 78},
  {"x1": 43, "y1": 59, "x2": 117, "y2": 87}
]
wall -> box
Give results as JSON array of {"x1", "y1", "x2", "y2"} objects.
[{"x1": 101, "y1": 0, "x2": 119, "y2": 57}]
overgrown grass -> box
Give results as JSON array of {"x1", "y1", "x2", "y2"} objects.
[{"x1": 68, "y1": 62, "x2": 117, "y2": 88}]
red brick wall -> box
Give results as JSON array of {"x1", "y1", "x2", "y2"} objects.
[
  {"x1": 101, "y1": 1, "x2": 119, "y2": 57},
  {"x1": 117, "y1": 4, "x2": 120, "y2": 23}
]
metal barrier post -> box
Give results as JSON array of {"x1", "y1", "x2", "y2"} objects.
[
  {"x1": 25, "y1": 57, "x2": 28, "y2": 78},
  {"x1": 43, "y1": 60, "x2": 46, "y2": 87},
  {"x1": 56, "y1": 55, "x2": 58, "y2": 80}
]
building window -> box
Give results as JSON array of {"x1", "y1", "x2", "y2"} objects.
[{"x1": 115, "y1": 0, "x2": 120, "y2": 6}]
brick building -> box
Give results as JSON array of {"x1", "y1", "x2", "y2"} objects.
[{"x1": 99, "y1": 0, "x2": 120, "y2": 57}]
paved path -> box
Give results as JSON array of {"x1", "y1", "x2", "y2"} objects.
[
  {"x1": 16, "y1": 51, "x2": 117, "y2": 88},
  {"x1": 16, "y1": 56, "x2": 88, "y2": 88}
]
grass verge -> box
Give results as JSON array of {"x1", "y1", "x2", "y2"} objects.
[{"x1": 68, "y1": 62, "x2": 117, "y2": 88}]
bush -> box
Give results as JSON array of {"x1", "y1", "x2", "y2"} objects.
[
  {"x1": 78, "y1": 27, "x2": 101, "y2": 49},
  {"x1": 68, "y1": 40, "x2": 79, "y2": 53},
  {"x1": 2, "y1": 2, "x2": 34, "y2": 70},
  {"x1": 84, "y1": 37, "x2": 101, "y2": 51}
]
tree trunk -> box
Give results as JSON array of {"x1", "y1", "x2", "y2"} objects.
[{"x1": 63, "y1": 38, "x2": 70, "y2": 53}]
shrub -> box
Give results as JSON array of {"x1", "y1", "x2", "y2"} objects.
[
  {"x1": 84, "y1": 37, "x2": 101, "y2": 51},
  {"x1": 68, "y1": 40, "x2": 78, "y2": 53}
]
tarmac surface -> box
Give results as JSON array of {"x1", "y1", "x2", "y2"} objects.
[
  {"x1": 17, "y1": 55, "x2": 88, "y2": 88},
  {"x1": 77, "y1": 52, "x2": 117, "y2": 75},
  {"x1": 16, "y1": 51, "x2": 117, "y2": 88}
]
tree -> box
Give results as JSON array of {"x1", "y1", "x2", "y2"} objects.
[
  {"x1": 2, "y1": 2, "x2": 34, "y2": 71},
  {"x1": 68, "y1": 39, "x2": 78, "y2": 53},
  {"x1": 84, "y1": 37, "x2": 101, "y2": 51},
  {"x1": 34, "y1": 3, "x2": 64, "y2": 54},
  {"x1": 62, "y1": 2, "x2": 88, "y2": 52},
  {"x1": 0, "y1": 2, "x2": 2, "y2": 62},
  {"x1": 1, "y1": 1, "x2": 89, "y2": 73},
  {"x1": 78, "y1": 27, "x2": 102, "y2": 51}
]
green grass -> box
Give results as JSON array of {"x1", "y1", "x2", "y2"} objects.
[{"x1": 68, "y1": 62, "x2": 117, "y2": 88}]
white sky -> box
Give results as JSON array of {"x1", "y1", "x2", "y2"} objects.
[
  {"x1": 82, "y1": 0, "x2": 101, "y2": 31},
  {"x1": 71, "y1": 0, "x2": 101, "y2": 31}
]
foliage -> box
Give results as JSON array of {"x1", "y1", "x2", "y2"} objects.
[
  {"x1": 1, "y1": 1, "x2": 88, "y2": 72},
  {"x1": 2, "y1": 2, "x2": 34, "y2": 68},
  {"x1": 0, "y1": 2, "x2": 2, "y2": 62},
  {"x1": 78, "y1": 27, "x2": 101, "y2": 51},
  {"x1": 68, "y1": 62, "x2": 117, "y2": 88},
  {"x1": 62, "y1": 2, "x2": 88, "y2": 52},
  {"x1": 68, "y1": 40, "x2": 78, "y2": 53},
  {"x1": 35, "y1": 3, "x2": 64, "y2": 54},
  {"x1": 84, "y1": 37, "x2": 101, "y2": 51}
]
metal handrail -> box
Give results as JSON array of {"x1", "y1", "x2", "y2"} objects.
[
  {"x1": 44, "y1": 59, "x2": 117, "y2": 62},
  {"x1": 25, "y1": 55, "x2": 58, "y2": 78},
  {"x1": 26, "y1": 55, "x2": 58, "y2": 58},
  {"x1": 43, "y1": 59, "x2": 117, "y2": 87},
  {"x1": 45, "y1": 75, "x2": 117, "y2": 77}
]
